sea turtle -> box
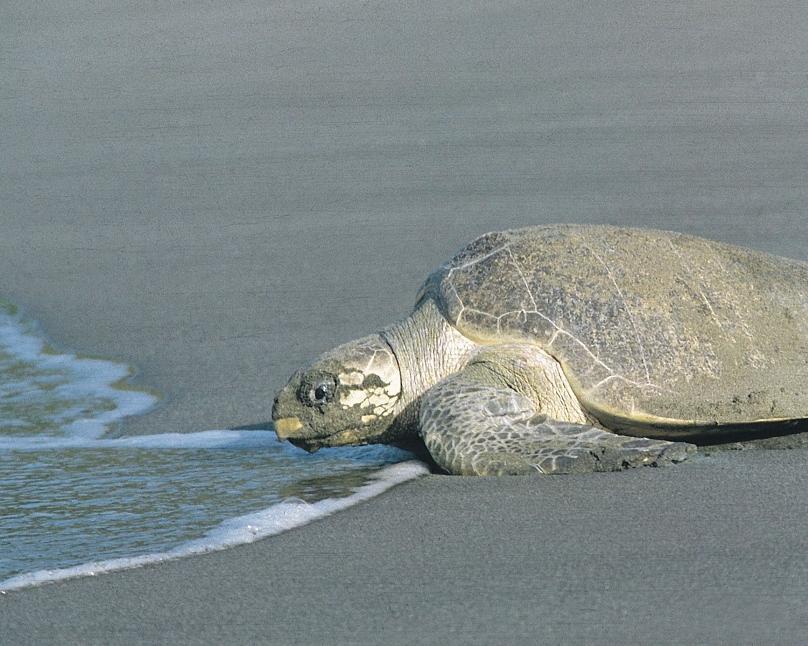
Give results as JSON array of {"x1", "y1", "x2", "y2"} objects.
[{"x1": 272, "y1": 225, "x2": 808, "y2": 475}]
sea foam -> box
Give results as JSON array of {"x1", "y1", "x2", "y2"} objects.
[
  {"x1": 0, "y1": 460, "x2": 428, "y2": 592},
  {"x1": 0, "y1": 303, "x2": 430, "y2": 592},
  {"x1": 0, "y1": 302, "x2": 157, "y2": 445}
]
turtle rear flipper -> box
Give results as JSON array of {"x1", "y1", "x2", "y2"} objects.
[{"x1": 418, "y1": 371, "x2": 695, "y2": 476}]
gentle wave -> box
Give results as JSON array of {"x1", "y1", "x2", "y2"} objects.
[
  {"x1": 0, "y1": 302, "x2": 157, "y2": 441},
  {"x1": 1, "y1": 302, "x2": 429, "y2": 592},
  {"x1": 0, "y1": 428, "x2": 277, "y2": 451},
  {"x1": 0, "y1": 460, "x2": 428, "y2": 592}
]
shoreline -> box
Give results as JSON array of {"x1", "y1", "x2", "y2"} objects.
[
  {"x1": 1, "y1": 460, "x2": 429, "y2": 593},
  {"x1": 3, "y1": 0, "x2": 808, "y2": 643},
  {"x1": 5, "y1": 451, "x2": 808, "y2": 644}
]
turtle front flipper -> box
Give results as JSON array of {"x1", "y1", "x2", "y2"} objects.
[{"x1": 418, "y1": 369, "x2": 695, "y2": 476}]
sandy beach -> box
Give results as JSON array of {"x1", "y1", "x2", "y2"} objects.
[{"x1": 2, "y1": 1, "x2": 807, "y2": 643}]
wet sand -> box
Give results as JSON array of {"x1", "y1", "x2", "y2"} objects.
[
  {"x1": 3, "y1": 451, "x2": 808, "y2": 644},
  {"x1": 2, "y1": 1, "x2": 807, "y2": 643}
]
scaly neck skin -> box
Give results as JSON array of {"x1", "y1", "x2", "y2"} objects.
[{"x1": 381, "y1": 299, "x2": 478, "y2": 436}]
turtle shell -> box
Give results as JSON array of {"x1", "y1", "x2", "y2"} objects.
[{"x1": 422, "y1": 225, "x2": 808, "y2": 433}]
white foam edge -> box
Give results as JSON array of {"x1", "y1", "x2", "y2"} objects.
[
  {"x1": 0, "y1": 429, "x2": 280, "y2": 451},
  {"x1": 0, "y1": 459, "x2": 429, "y2": 593},
  {"x1": 0, "y1": 430, "x2": 417, "y2": 459},
  {"x1": 0, "y1": 305, "x2": 158, "y2": 441}
]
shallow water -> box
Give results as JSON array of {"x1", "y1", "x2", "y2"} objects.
[{"x1": 0, "y1": 302, "x2": 425, "y2": 590}]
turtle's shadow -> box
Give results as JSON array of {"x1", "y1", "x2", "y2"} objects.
[
  {"x1": 230, "y1": 421, "x2": 441, "y2": 470},
  {"x1": 231, "y1": 421, "x2": 275, "y2": 432}
]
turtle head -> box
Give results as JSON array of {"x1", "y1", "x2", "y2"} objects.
[{"x1": 272, "y1": 334, "x2": 403, "y2": 452}]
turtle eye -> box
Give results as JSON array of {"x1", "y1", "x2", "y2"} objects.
[
  {"x1": 297, "y1": 372, "x2": 337, "y2": 406},
  {"x1": 310, "y1": 379, "x2": 335, "y2": 404}
]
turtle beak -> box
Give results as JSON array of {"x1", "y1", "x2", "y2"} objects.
[
  {"x1": 272, "y1": 376, "x2": 308, "y2": 443},
  {"x1": 272, "y1": 409, "x2": 321, "y2": 452},
  {"x1": 274, "y1": 416, "x2": 303, "y2": 440}
]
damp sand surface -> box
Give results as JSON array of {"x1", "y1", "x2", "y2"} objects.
[
  {"x1": 0, "y1": 303, "x2": 424, "y2": 590},
  {"x1": 3, "y1": 0, "x2": 808, "y2": 643},
  {"x1": 4, "y1": 451, "x2": 808, "y2": 644}
]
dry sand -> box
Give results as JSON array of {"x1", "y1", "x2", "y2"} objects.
[{"x1": 2, "y1": 1, "x2": 807, "y2": 643}]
